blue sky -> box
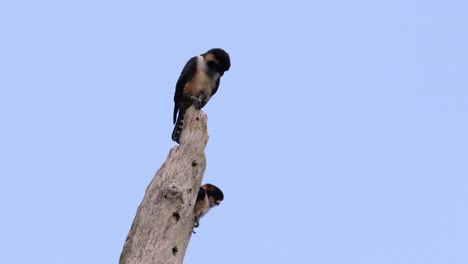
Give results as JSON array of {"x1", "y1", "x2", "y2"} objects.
[{"x1": 1, "y1": 1, "x2": 467, "y2": 263}]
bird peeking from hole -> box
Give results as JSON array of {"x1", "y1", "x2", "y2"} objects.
[
  {"x1": 193, "y1": 183, "x2": 224, "y2": 232},
  {"x1": 172, "y1": 48, "x2": 231, "y2": 143}
]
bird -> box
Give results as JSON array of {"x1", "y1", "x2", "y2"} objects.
[
  {"x1": 172, "y1": 48, "x2": 231, "y2": 143},
  {"x1": 193, "y1": 183, "x2": 224, "y2": 229}
]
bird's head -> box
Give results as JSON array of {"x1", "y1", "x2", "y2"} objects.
[
  {"x1": 203, "y1": 48, "x2": 231, "y2": 76},
  {"x1": 201, "y1": 183, "x2": 224, "y2": 207}
]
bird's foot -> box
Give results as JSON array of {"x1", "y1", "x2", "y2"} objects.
[{"x1": 190, "y1": 96, "x2": 203, "y2": 109}]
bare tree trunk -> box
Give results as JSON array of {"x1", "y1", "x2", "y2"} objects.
[{"x1": 120, "y1": 106, "x2": 209, "y2": 264}]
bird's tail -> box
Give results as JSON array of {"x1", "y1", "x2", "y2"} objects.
[{"x1": 171, "y1": 110, "x2": 185, "y2": 143}]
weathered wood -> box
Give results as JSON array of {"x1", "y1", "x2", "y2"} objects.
[{"x1": 120, "y1": 106, "x2": 209, "y2": 264}]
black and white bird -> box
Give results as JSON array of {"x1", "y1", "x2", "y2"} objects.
[
  {"x1": 193, "y1": 183, "x2": 224, "y2": 229},
  {"x1": 172, "y1": 48, "x2": 231, "y2": 143}
]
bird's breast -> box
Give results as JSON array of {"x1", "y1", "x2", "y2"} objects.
[{"x1": 183, "y1": 70, "x2": 217, "y2": 97}]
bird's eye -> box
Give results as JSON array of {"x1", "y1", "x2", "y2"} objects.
[{"x1": 207, "y1": 61, "x2": 216, "y2": 68}]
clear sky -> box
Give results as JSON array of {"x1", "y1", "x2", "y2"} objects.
[{"x1": 1, "y1": 1, "x2": 467, "y2": 263}]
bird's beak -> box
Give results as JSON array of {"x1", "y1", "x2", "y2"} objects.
[{"x1": 215, "y1": 200, "x2": 221, "y2": 206}]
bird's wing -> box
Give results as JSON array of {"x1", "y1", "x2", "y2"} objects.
[
  {"x1": 196, "y1": 187, "x2": 206, "y2": 202},
  {"x1": 173, "y1": 56, "x2": 198, "y2": 124}
]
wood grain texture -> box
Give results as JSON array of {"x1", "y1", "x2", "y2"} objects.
[{"x1": 120, "y1": 106, "x2": 209, "y2": 264}]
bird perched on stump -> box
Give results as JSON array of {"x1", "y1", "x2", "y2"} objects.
[
  {"x1": 172, "y1": 48, "x2": 231, "y2": 143},
  {"x1": 193, "y1": 183, "x2": 224, "y2": 229}
]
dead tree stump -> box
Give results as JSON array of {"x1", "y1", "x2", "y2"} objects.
[{"x1": 120, "y1": 106, "x2": 209, "y2": 264}]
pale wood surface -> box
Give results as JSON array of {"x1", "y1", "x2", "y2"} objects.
[{"x1": 120, "y1": 106, "x2": 209, "y2": 264}]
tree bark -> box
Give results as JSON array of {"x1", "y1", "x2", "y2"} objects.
[{"x1": 120, "y1": 106, "x2": 209, "y2": 264}]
